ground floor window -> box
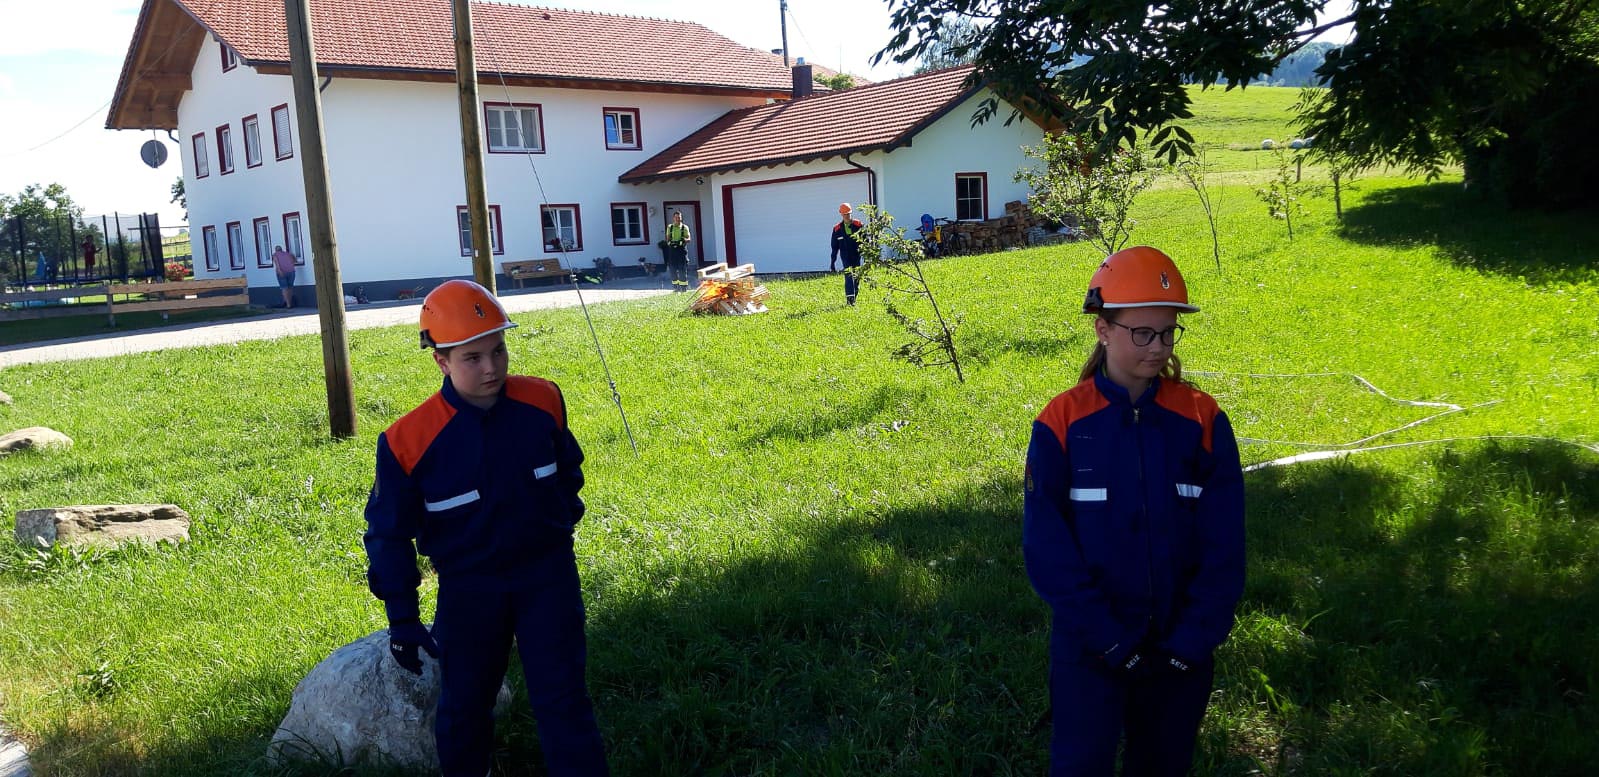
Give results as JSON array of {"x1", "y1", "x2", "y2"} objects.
[
  {"x1": 253, "y1": 217, "x2": 272, "y2": 267},
  {"x1": 610, "y1": 202, "x2": 647, "y2": 245},
  {"x1": 456, "y1": 205, "x2": 504, "y2": 256},
  {"x1": 955, "y1": 172, "x2": 988, "y2": 221},
  {"x1": 541, "y1": 204, "x2": 582, "y2": 252},
  {"x1": 283, "y1": 212, "x2": 305, "y2": 265},
  {"x1": 201, "y1": 225, "x2": 219, "y2": 271},
  {"x1": 226, "y1": 221, "x2": 244, "y2": 269}
]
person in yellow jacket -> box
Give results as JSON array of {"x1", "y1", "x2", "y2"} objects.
[{"x1": 664, "y1": 210, "x2": 692, "y2": 291}]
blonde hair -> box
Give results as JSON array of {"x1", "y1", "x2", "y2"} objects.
[{"x1": 1077, "y1": 311, "x2": 1186, "y2": 385}]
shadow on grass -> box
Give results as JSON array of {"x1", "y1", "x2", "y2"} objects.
[
  {"x1": 744, "y1": 384, "x2": 920, "y2": 445},
  {"x1": 1217, "y1": 441, "x2": 1599, "y2": 774},
  {"x1": 1338, "y1": 183, "x2": 1599, "y2": 286}
]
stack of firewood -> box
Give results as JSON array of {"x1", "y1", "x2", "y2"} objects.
[
  {"x1": 945, "y1": 200, "x2": 1080, "y2": 251},
  {"x1": 689, "y1": 263, "x2": 769, "y2": 315}
]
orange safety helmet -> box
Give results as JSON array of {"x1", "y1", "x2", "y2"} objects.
[
  {"x1": 839, "y1": 203, "x2": 852, "y2": 215},
  {"x1": 418, "y1": 279, "x2": 518, "y2": 349},
  {"x1": 1082, "y1": 246, "x2": 1199, "y2": 314}
]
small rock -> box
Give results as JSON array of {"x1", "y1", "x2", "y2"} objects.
[
  {"x1": 268, "y1": 629, "x2": 511, "y2": 771},
  {"x1": 0, "y1": 428, "x2": 71, "y2": 456},
  {"x1": 0, "y1": 389, "x2": 12, "y2": 405},
  {"x1": 14, "y1": 504, "x2": 190, "y2": 549}
]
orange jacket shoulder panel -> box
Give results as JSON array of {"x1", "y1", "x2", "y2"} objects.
[
  {"x1": 504, "y1": 375, "x2": 566, "y2": 429},
  {"x1": 386, "y1": 392, "x2": 456, "y2": 475}
]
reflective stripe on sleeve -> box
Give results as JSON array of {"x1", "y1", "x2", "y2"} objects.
[
  {"x1": 1176, "y1": 483, "x2": 1203, "y2": 498},
  {"x1": 1069, "y1": 488, "x2": 1108, "y2": 502},
  {"x1": 424, "y1": 490, "x2": 481, "y2": 512},
  {"x1": 533, "y1": 462, "x2": 558, "y2": 480}
]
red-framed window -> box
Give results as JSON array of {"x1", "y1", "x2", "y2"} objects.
[
  {"x1": 201, "y1": 225, "x2": 219, "y2": 271},
  {"x1": 192, "y1": 132, "x2": 209, "y2": 178},
  {"x1": 271, "y1": 104, "x2": 294, "y2": 160},
  {"x1": 955, "y1": 172, "x2": 988, "y2": 221},
  {"x1": 253, "y1": 217, "x2": 272, "y2": 267},
  {"x1": 456, "y1": 205, "x2": 504, "y2": 256},
  {"x1": 242, "y1": 114, "x2": 262, "y2": 168},
  {"x1": 609, "y1": 202, "x2": 648, "y2": 245},
  {"x1": 484, "y1": 102, "x2": 544, "y2": 153},
  {"x1": 540, "y1": 204, "x2": 582, "y2": 252},
  {"x1": 225, "y1": 221, "x2": 244, "y2": 269},
  {"x1": 282, "y1": 212, "x2": 305, "y2": 265},
  {"x1": 220, "y1": 43, "x2": 238, "y2": 72},
  {"x1": 602, "y1": 107, "x2": 641, "y2": 150},
  {"x1": 216, "y1": 124, "x2": 235, "y2": 175}
]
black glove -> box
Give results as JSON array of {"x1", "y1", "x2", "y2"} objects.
[
  {"x1": 1154, "y1": 650, "x2": 1195, "y2": 675},
  {"x1": 388, "y1": 618, "x2": 439, "y2": 675},
  {"x1": 1099, "y1": 640, "x2": 1150, "y2": 680}
]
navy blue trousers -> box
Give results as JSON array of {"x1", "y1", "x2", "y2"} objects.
[
  {"x1": 1048, "y1": 655, "x2": 1214, "y2": 777},
  {"x1": 433, "y1": 546, "x2": 608, "y2": 776},
  {"x1": 841, "y1": 259, "x2": 861, "y2": 301}
]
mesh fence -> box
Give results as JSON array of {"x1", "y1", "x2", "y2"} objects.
[{"x1": 2, "y1": 212, "x2": 189, "y2": 289}]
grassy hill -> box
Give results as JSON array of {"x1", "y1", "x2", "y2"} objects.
[{"x1": 1, "y1": 92, "x2": 1595, "y2": 775}]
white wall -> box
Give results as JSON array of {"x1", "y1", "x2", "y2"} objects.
[
  {"x1": 177, "y1": 36, "x2": 305, "y2": 286},
  {"x1": 321, "y1": 80, "x2": 760, "y2": 282},
  {"x1": 880, "y1": 89, "x2": 1044, "y2": 227},
  {"x1": 706, "y1": 156, "x2": 883, "y2": 270}
]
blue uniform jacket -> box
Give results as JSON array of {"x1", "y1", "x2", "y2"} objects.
[
  {"x1": 1023, "y1": 372, "x2": 1245, "y2": 664},
  {"x1": 831, "y1": 219, "x2": 864, "y2": 265},
  {"x1": 363, "y1": 375, "x2": 585, "y2": 622}
]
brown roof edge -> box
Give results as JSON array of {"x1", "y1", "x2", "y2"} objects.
[{"x1": 106, "y1": 0, "x2": 160, "y2": 130}]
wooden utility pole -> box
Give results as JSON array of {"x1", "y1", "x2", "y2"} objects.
[
  {"x1": 453, "y1": 0, "x2": 496, "y2": 292},
  {"x1": 285, "y1": 0, "x2": 357, "y2": 438}
]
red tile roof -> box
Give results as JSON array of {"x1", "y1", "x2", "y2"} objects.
[{"x1": 619, "y1": 66, "x2": 982, "y2": 183}]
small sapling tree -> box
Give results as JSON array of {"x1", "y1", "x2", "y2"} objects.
[
  {"x1": 1015, "y1": 132, "x2": 1158, "y2": 256},
  {"x1": 1255, "y1": 148, "x2": 1311, "y2": 239},
  {"x1": 853, "y1": 205, "x2": 965, "y2": 383},
  {"x1": 1174, "y1": 148, "x2": 1225, "y2": 270}
]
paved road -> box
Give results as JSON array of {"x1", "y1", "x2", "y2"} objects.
[{"x1": 0, "y1": 279, "x2": 674, "y2": 368}]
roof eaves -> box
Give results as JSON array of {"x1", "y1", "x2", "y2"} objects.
[{"x1": 621, "y1": 142, "x2": 895, "y2": 184}]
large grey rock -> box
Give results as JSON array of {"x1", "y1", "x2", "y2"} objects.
[
  {"x1": 14, "y1": 504, "x2": 190, "y2": 549},
  {"x1": 0, "y1": 722, "x2": 30, "y2": 777},
  {"x1": 269, "y1": 628, "x2": 511, "y2": 771},
  {"x1": 0, "y1": 427, "x2": 70, "y2": 455}
]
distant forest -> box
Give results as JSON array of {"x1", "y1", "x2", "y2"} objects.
[{"x1": 1253, "y1": 42, "x2": 1339, "y2": 87}]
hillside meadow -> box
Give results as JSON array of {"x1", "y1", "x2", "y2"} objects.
[{"x1": 2, "y1": 87, "x2": 1597, "y2": 775}]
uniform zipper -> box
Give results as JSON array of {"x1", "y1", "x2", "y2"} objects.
[{"x1": 1132, "y1": 406, "x2": 1154, "y2": 637}]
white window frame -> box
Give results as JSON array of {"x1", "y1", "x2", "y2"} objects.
[
  {"x1": 216, "y1": 124, "x2": 235, "y2": 175},
  {"x1": 283, "y1": 212, "x2": 305, "y2": 265},
  {"x1": 540, "y1": 205, "x2": 582, "y2": 252},
  {"x1": 201, "y1": 225, "x2": 219, "y2": 271},
  {"x1": 253, "y1": 217, "x2": 272, "y2": 267},
  {"x1": 456, "y1": 205, "x2": 504, "y2": 256},
  {"x1": 609, "y1": 202, "x2": 647, "y2": 245},
  {"x1": 272, "y1": 104, "x2": 294, "y2": 160},
  {"x1": 226, "y1": 222, "x2": 244, "y2": 269},
  {"x1": 603, "y1": 107, "x2": 640, "y2": 150},
  {"x1": 485, "y1": 103, "x2": 544, "y2": 153},
  {"x1": 192, "y1": 132, "x2": 209, "y2": 178},
  {"x1": 955, "y1": 172, "x2": 988, "y2": 222},
  {"x1": 220, "y1": 44, "x2": 238, "y2": 72},
  {"x1": 242, "y1": 115, "x2": 262, "y2": 168}
]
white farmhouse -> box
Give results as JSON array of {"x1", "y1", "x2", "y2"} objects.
[{"x1": 108, "y1": 0, "x2": 1048, "y2": 304}]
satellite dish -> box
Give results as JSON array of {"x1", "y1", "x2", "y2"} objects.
[{"x1": 140, "y1": 139, "x2": 169, "y2": 169}]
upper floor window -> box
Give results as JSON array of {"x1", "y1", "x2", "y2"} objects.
[
  {"x1": 243, "y1": 115, "x2": 262, "y2": 168},
  {"x1": 603, "y1": 107, "x2": 640, "y2": 150},
  {"x1": 220, "y1": 43, "x2": 238, "y2": 72},
  {"x1": 485, "y1": 103, "x2": 544, "y2": 153},
  {"x1": 217, "y1": 124, "x2": 235, "y2": 174},
  {"x1": 457, "y1": 205, "x2": 505, "y2": 256},
  {"x1": 272, "y1": 104, "x2": 294, "y2": 160},
  {"x1": 955, "y1": 172, "x2": 988, "y2": 221},
  {"x1": 192, "y1": 132, "x2": 210, "y2": 178}
]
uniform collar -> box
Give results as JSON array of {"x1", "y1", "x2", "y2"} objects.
[
  {"x1": 1094, "y1": 369, "x2": 1158, "y2": 407},
  {"x1": 440, "y1": 375, "x2": 502, "y2": 416}
]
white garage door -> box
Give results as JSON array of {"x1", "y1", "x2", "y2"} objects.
[{"x1": 729, "y1": 171, "x2": 870, "y2": 273}]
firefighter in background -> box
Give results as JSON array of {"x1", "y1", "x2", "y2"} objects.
[
  {"x1": 1023, "y1": 246, "x2": 1245, "y2": 776},
  {"x1": 664, "y1": 210, "x2": 692, "y2": 291},
  {"x1": 829, "y1": 202, "x2": 865, "y2": 305},
  {"x1": 363, "y1": 280, "x2": 609, "y2": 776}
]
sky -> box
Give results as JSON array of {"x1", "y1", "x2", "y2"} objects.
[{"x1": 0, "y1": 0, "x2": 1354, "y2": 232}]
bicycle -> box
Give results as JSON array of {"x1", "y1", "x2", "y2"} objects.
[{"x1": 917, "y1": 216, "x2": 972, "y2": 258}]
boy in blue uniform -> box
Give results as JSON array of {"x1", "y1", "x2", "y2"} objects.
[
  {"x1": 829, "y1": 202, "x2": 865, "y2": 305},
  {"x1": 1024, "y1": 247, "x2": 1245, "y2": 776},
  {"x1": 363, "y1": 279, "x2": 608, "y2": 776}
]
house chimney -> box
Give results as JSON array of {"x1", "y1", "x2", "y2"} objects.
[{"x1": 791, "y1": 59, "x2": 814, "y2": 99}]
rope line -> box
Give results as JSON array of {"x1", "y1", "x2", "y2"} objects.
[{"x1": 476, "y1": 22, "x2": 639, "y2": 455}]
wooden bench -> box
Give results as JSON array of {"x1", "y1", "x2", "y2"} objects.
[
  {"x1": 0, "y1": 277, "x2": 249, "y2": 324},
  {"x1": 502, "y1": 258, "x2": 568, "y2": 288}
]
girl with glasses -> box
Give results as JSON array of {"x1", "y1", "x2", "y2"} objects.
[{"x1": 1023, "y1": 246, "x2": 1246, "y2": 775}]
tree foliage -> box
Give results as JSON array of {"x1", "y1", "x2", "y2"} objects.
[
  {"x1": 1014, "y1": 133, "x2": 1158, "y2": 256},
  {"x1": 0, "y1": 183, "x2": 89, "y2": 283},
  {"x1": 913, "y1": 14, "x2": 984, "y2": 73},
  {"x1": 878, "y1": 0, "x2": 1599, "y2": 207},
  {"x1": 815, "y1": 72, "x2": 857, "y2": 91}
]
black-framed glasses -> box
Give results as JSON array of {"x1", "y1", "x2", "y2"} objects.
[{"x1": 1107, "y1": 320, "x2": 1185, "y2": 347}]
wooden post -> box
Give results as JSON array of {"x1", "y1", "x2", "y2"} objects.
[
  {"x1": 452, "y1": 0, "x2": 496, "y2": 292},
  {"x1": 285, "y1": 0, "x2": 357, "y2": 439}
]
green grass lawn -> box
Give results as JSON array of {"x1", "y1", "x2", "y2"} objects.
[
  {"x1": 2, "y1": 171, "x2": 1595, "y2": 775},
  {"x1": 0, "y1": 306, "x2": 267, "y2": 348}
]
